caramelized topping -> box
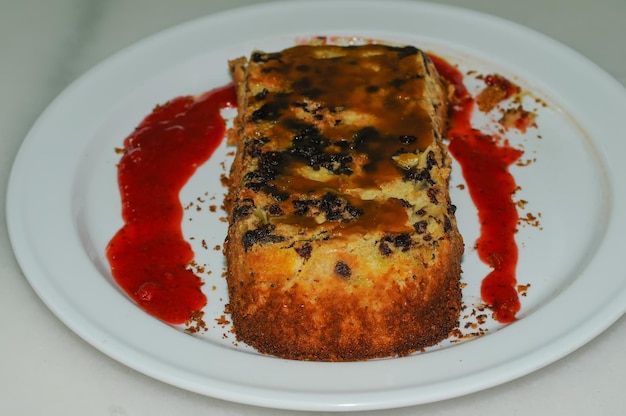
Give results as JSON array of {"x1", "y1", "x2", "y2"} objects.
[{"x1": 236, "y1": 44, "x2": 448, "y2": 250}]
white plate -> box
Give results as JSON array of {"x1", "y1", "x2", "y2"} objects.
[{"x1": 6, "y1": 0, "x2": 626, "y2": 411}]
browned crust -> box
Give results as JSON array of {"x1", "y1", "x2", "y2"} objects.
[
  {"x1": 224, "y1": 44, "x2": 463, "y2": 361},
  {"x1": 226, "y1": 229, "x2": 462, "y2": 361}
]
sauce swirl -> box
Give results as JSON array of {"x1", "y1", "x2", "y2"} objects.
[
  {"x1": 430, "y1": 55, "x2": 523, "y2": 323},
  {"x1": 106, "y1": 84, "x2": 236, "y2": 324}
]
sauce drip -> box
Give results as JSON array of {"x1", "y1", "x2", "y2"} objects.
[
  {"x1": 106, "y1": 84, "x2": 236, "y2": 324},
  {"x1": 429, "y1": 55, "x2": 523, "y2": 323}
]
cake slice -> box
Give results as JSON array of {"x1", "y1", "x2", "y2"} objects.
[{"x1": 224, "y1": 44, "x2": 463, "y2": 361}]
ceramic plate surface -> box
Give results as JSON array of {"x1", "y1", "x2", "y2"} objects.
[{"x1": 7, "y1": 0, "x2": 626, "y2": 411}]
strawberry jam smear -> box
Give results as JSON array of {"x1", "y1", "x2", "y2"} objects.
[
  {"x1": 106, "y1": 84, "x2": 236, "y2": 324},
  {"x1": 429, "y1": 55, "x2": 523, "y2": 323}
]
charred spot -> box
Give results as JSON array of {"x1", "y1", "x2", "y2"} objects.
[
  {"x1": 293, "y1": 77, "x2": 313, "y2": 91},
  {"x1": 245, "y1": 182, "x2": 290, "y2": 202},
  {"x1": 251, "y1": 52, "x2": 281, "y2": 63},
  {"x1": 293, "y1": 199, "x2": 316, "y2": 216},
  {"x1": 246, "y1": 137, "x2": 268, "y2": 158},
  {"x1": 244, "y1": 185, "x2": 284, "y2": 200},
  {"x1": 443, "y1": 215, "x2": 453, "y2": 233},
  {"x1": 295, "y1": 64, "x2": 310, "y2": 72},
  {"x1": 251, "y1": 101, "x2": 286, "y2": 123},
  {"x1": 304, "y1": 88, "x2": 324, "y2": 99},
  {"x1": 247, "y1": 147, "x2": 262, "y2": 158},
  {"x1": 292, "y1": 124, "x2": 327, "y2": 148},
  {"x1": 385, "y1": 97, "x2": 400, "y2": 111},
  {"x1": 390, "y1": 78, "x2": 407, "y2": 89},
  {"x1": 427, "y1": 188, "x2": 439, "y2": 204},
  {"x1": 283, "y1": 117, "x2": 313, "y2": 131},
  {"x1": 320, "y1": 192, "x2": 362, "y2": 222},
  {"x1": 394, "y1": 233, "x2": 412, "y2": 251},
  {"x1": 352, "y1": 126, "x2": 381, "y2": 151},
  {"x1": 268, "y1": 203, "x2": 283, "y2": 216},
  {"x1": 243, "y1": 171, "x2": 266, "y2": 191},
  {"x1": 346, "y1": 204, "x2": 362, "y2": 218},
  {"x1": 365, "y1": 85, "x2": 380, "y2": 93},
  {"x1": 426, "y1": 151, "x2": 438, "y2": 169},
  {"x1": 258, "y1": 151, "x2": 285, "y2": 179},
  {"x1": 266, "y1": 186, "x2": 290, "y2": 202},
  {"x1": 403, "y1": 168, "x2": 434, "y2": 185},
  {"x1": 379, "y1": 239, "x2": 392, "y2": 257},
  {"x1": 423, "y1": 234, "x2": 433, "y2": 242},
  {"x1": 399, "y1": 135, "x2": 417, "y2": 144},
  {"x1": 420, "y1": 50, "x2": 432, "y2": 76},
  {"x1": 334, "y1": 261, "x2": 351, "y2": 278},
  {"x1": 293, "y1": 193, "x2": 362, "y2": 222},
  {"x1": 243, "y1": 151, "x2": 288, "y2": 194},
  {"x1": 319, "y1": 192, "x2": 343, "y2": 221},
  {"x1": 447, "y1": 203, "x2": 457, "y2": 215},
  {"x1": 251, "y1": 52, "x2": 265, "y2": 63},
  {"x1": 396, "y1": 45, "x2": 419, "y2": 59},
  {"x1": 327, "y1": 153, "x2": 354, "y2": 175},
  {"x1": 335, "y1": 139, "x2": 350, "y2": 148},
  {"x1": 254, "y1": 88, "x2": 268, "y2": 100},
  {"x1": 243, "y1": 182, "x2": 261, "y2": 192},
  {"x1": 294, "y1": 243, "x2": 312, "y2": 260},
  {"x1": 292, "y1": 101, "x2": 309, "y2": 110},
  {"x1": 242, "y1": 224, "x2": 285, "y2": 251},
  {"x1": 362, "y1": 162, "x2": 377, "y2": 173},
  {"x1": 232, "y1": 199, "x2": 255, "y2": 222},
  {"x1": 416, "y1": 208, "x2": 426, "y2": 216},
  {"x1": 289, "y1": 125, "x2": 329, "y2": 169},
  {"x1": 288, "y1": 125, "x2": 353, "y2": 175},
  {"x1": 379, "y1": 234, "x2": 412, "y2": 255},
  {"x1": 413, "y1": 220, "x2": 428, "y2": 234},
  {"x1": 399, "y1": 198, "x2": 412, "y2": 208}
]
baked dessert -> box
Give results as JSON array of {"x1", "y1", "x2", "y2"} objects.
[{"x1": 224, "y1": 44, "x2": 463, "y2": 361}]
